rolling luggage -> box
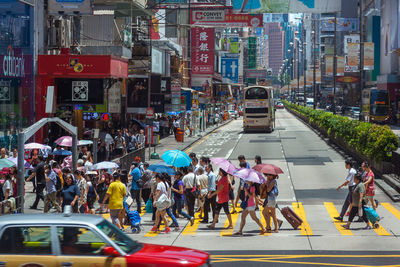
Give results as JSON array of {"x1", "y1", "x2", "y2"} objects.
[
  {"x1": 279, "y1": 206, "x2": 303, "y2": 230},
  {"x1": 123, "y1": 200, "x2": 142, "y2": 233},
  {"x1": 364, "y1": 206, "x2": 381, "y2": 229}
]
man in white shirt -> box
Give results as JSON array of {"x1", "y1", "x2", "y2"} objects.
[
  {"x1": 334, "y1": 159, "x2": 357, "y2": 221},
  {"x1": 136, "y1": 129, "x2": 146, "y2": 149},
  {"x1": 182, "y1": 166, "x2": 200, "y2": 218}
]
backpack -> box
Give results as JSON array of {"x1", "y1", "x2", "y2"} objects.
[{"x1": 54, "y1": 173, "x2": 63, "y2": 192}]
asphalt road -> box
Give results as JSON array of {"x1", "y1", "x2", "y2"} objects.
[{"x1": 24, "y1": 109, "x2": 400, "y2": 265}]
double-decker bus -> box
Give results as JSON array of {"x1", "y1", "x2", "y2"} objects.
[
  {"x1": 243, "y1": 86, "x2": 275, "y2": 132},
  {"x1": 362, "y1": 89, "x2": 390, "y2": 123}
]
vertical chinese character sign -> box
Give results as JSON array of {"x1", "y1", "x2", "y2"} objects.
[{"x1": 191, "y1": 28, "x2": 215, "y2": 75}]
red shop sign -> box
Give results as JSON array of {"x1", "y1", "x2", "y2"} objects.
[{"x1": 191, "y1": 27, "x2": 215, "y2": 75}]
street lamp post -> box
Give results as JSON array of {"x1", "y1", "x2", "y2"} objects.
[
  {"x1": 312, "y1": 18, "x2": 316, "y2": 110},
  {"x1": 359, "y1": 0, "x2": 364, "y2": 121},
  {"x1": 333, "y1": 12, "x2": 337, "y2": 115}
]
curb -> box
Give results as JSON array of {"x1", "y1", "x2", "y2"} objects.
[{"x1": 181, "y1": 119, "x2": 234, "y2": 152}]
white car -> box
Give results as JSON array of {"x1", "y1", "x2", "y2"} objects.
[{"x1": 228, "y1": 110, "x2": 238, "y2": 119}]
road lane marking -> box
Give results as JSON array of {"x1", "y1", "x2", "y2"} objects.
[
  {"x1": 324, "y1": 202, "x2": 353, "y2": 236},
  {"x1": 382, "y1": 202, "x2": 400, "y2": 221},
  {"x1": 220, "y1": 206, "x2": 241, "y2": 236},
  {"x1": 182, "y1": 210, "x2": 202, "y2": 236},
  {"x1": 292, "y1": 202, "x2": 313, "y2": 236}
]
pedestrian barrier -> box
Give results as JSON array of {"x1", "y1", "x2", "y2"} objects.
[{"x1": 118, "y1": 148, "x2": 146, "y2": 170}]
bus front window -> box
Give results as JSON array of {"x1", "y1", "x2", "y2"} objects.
[{"x1": 245, "y1": 88, "x2": 268, "y2": 99}]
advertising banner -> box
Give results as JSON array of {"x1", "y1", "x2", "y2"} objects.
[
  {"x1": 127, "y1": 78, "x2": 148, "y2": 109},
  {"x1": 108, "y1": 81, "x2": 121, "y2": 113},
  {"x1": 344, "y1": 35, "x2": 360, "y2": 54},
  {"x1": 306, "y1": 70, "x2": 321, "y2": 85},
  {"x1": 191, "y1": 9, "x2": 263, "y2": 27},
  {"x1": 321, "y1": 18, "x2": 359, "y2": 32},
  {"x1": 232, "y1": 0, "x2": 340, "y2": 14},
  {"x1": 191, "y1": 28, "x2": 215, "y2": 75},
  {"x1": 325, "y1": 56, "x2": 333, "y2": 76},
  {"x1": 337, "y1": 56, "x2": 345, "y2": 76},
  {"x1": 364, "y1": 42, "x2": 374, "y2": 70},
  {"x1": 245, "y1": 69, "x2": 266, "y2": 78},
  {"x1": 221, "y1": 58, "x2": 239, "y2": 83},
  {"x1": 346, "y1": 43, "x2": 359, "y2": 72},
  {"x1": 220, "y1": 36, "x2": 239, "y2": 54},
  {"x1": 191, "y1": 75, "x2": 212, "y2": 97},
  {"x1": 150, "y1": 9, "x2": 166, "y2": 40}
]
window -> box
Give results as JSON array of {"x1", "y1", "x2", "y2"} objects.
[
  {"x1": 57, "y1": 227, "x2": 106, "y2": 256},
  {"x1": 0, "y1": 226, "x2": 52, "y2": 254},
  {"x1": 245, "y1": 87, "x2": 269, "y2": 100}
]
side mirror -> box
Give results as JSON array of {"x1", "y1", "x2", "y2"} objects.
[{"x1": 103, "y1": 246, "x2": 121, "y2": 257}]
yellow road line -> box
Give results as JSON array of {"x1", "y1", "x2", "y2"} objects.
[
  {"x1": 182, "y1": 210, "x2": 202, "y2": 236},
  {"x1": 220, "y1": 206, "x2": 241, "y2": 236},
  {"x1": 324, "y1": 202, "x2": 353, "y2": 236},
  {"x1": 382, "y1": 202, "x2": 400, "y2": 221},
  {"x1": 102, "y1": 213, "x2": 110, "y2": 220},
  {"x1": 292, "y1": 202, "x2": 313, "y2": 236},
  {"x1": 184, "y1": 134, "x2": 211, "y2": 154}
]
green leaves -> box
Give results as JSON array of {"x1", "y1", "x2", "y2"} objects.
[{"x1": 283, "y1": 101, "x2": 399, "y2": 162}]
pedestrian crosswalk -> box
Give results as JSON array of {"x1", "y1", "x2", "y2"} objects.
[{"x1": 102, "y1": 202, "x2": 400, "y2": 238}]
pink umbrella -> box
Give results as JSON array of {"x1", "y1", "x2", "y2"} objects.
[
  {"x1": 24, "y1": 142, "x2": 46, "y2": 150},
  {"x1": 233, "y1": 168, "x2": 266, "y2": 184},
  {"x1": 253, "y1": 164, "x2": 284, "y2": 176},
  {"x1": 210, "y1": 158, "x2": 238, "y2": 175},
  {"x1": 55, "y1": 136, "x2": 72, "y2": 147}
]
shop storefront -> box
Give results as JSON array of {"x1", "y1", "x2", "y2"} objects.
[
  {"x1": 0, "y1": 0, "x2": 34, "y2": 149},
  {"x1": 36, "y1": 50, "x2": 128, "y2": 141}
]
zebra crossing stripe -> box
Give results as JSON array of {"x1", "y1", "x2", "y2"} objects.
[
  {"x1": 182, "y1": 210, "x2": 202, "y2": 236},
  {"x1": 381, "y1": 202, "x2": 400, "y2": 222},
  {"x1": 220, "y1": 206, "x2": 242, "y2": 236},
  {"x1": 324, "y1": 202, "x2": 353, "y2": 236},
  {"x1": 292, "y1": 202, "x2": 313, "y2": 236}
]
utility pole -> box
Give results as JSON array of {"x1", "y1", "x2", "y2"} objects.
[
  {"x1": 359, "y1": 0, "x2": 364, "y2": 121},
  {"x1": 303, "y1": 15, "x2": 307, "y2": 106},
  {"x1": 313, "y1": 17, "x2": 316, "y2": 109},
  {"x1": 333, "y1": 12, "x2": 337, "y2": 114}
]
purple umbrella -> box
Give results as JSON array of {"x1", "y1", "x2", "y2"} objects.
[
  {"x1": 233, "y1": 168, "x2": 266, "y2": 184},
  {"x1": 8, "y1": 157, "x2": 31, "y2": 168},
  {"x1": 210, "y1": 158, "x2": 238, "y2": 175},
  {"x1": 55, "y1": 136, "x2": 72, "y2": 147}
]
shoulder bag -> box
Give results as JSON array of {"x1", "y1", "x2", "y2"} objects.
[{"x1": 191, "y1": 175, "x2": 201, "y2": 198}]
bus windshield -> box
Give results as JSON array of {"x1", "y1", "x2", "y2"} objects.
[
  {"x1": 245, "y1": 87, "x2": 268, "y2": 99},
  {"x1": 370, "y1": 90, "x2": 388, "y2": 105}
]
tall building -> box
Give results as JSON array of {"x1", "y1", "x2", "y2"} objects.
[{"x1": 264, "y1": 22, "x2": 285, "y2": 75}]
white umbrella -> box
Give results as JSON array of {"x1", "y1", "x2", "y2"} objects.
[
  {"x1": 92, "y1": 161, "x2": 119, "y2": 170},
  {"x1": 25, "y1": 142, "x2": 46, "y2": 150},
  {"x1": 78, "y1": 140, "x2": 93, "y2": 146}
]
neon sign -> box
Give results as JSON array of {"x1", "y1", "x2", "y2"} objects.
[{"x1": 2, "y1": 46, "x2": 25, "y2": 78}]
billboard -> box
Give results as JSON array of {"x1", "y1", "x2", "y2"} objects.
[
  {"x1": 191, "y1": 75, "x2": 212, "y2": 97},
  {"x1": 363, "y1": 42, "x2": 374, "y2": 71},
  {"x1": 337, "y1": 56, "x2": 345, "y2": 76},
  {"x1": 321, "y1": 18, "x2": 359, "y2": 32},
  {"x1": 346, "y1": 43, "x2": 359, "y2": 72},
  {"x1": 191, "y1": 9, "x2": 263, "y2": 27},
  {"x1": 127, "y1": 78, "x2": 148, "y2": 108},
  {"x1": 220, "y1": 36, "x2": 239, "y2": 54},
  {"x1": 191, "y1": 28, "x2": 215, "y2": 75},
  {"x1": 221, "y1": 58, "x2": 239, "y2": 83},
  {"x1": 232, "y1": 0, "x2": 340, "y2": 14},
  {"x1": 325, "y1": 56, "x2": 333, "y2": 76},
  {"x1": 150, "y1": 9, "x2": 166, "y2": 40}
]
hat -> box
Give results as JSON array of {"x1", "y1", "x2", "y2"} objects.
[{"x1": 1, "y1": 167, "x2": 10, "y2": 175}]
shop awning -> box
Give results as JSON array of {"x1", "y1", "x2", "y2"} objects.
[
  {"x1": 38, "y1": 54, "x2": 128, "y2": 79},
  {"x1": 181, "y1": 87, "x2": 205, "y2": 95},
  {"x1": 115, "y1": 2, "x2": 154, "y2": 17}
]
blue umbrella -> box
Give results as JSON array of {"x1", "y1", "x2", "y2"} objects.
[
  {"x1": 52, "y1": 150, "x2": 72, "y2": 156},
  {"x1": 161, "y1": 150, "x2": 191, "y2": 168},
  {"x1": 148, "y1": 164, "x2": 176, "y2": 175}
]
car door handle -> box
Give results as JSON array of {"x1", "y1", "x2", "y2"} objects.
[
  {"x1": 62, "y1": 262, "x2": 73, "y2": 267},
  {"x1": 0, "y1": 262, "x2": 6, "y2": 267}
]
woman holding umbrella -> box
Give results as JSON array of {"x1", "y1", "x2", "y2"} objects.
[
  {"x1": 261, "y1": 174, "x2": 279, "y2": 233},
  {"x1": 234, "y1": 179, "x2": 266, "y2": 235},
  {"x1": 207, "y1": 168, "x2": 233, "y2": 230}
]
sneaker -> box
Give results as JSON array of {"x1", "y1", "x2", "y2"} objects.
[
  {"x1": 150, "y1": 226, "x2": 158, "y2": 232},
  {"x1": 163, "y1": 227, "x2": 171, "y2": 234},
  {"x1": 334, "y1": 216, "x2": 343, "y2": 222},
  {"x1": 190, "y1": 217, "x2": 195, "y2": 226}
]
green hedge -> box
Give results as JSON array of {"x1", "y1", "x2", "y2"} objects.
[{"x1": 283, "y1": 101, "x2": 399, "y2": 162}]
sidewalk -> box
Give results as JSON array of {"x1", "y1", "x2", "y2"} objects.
[
  {"x1": 389, "y1": 124, "x2": 400, "y2": 139},
  {"x1": 146, "y1": 120, "x2": 233, "y2": 165}
]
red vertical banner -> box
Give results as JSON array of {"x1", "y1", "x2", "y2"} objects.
[{"x1": 191, "y1": 27, "x2": 215, "y2": 75}]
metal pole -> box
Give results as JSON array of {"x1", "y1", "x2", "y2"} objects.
[
  {"x1": 17, "y1": 133, "x2": 25, "y2": 213},
  {"x1": 71, "y1": 134, "x2": 77, "y2": 172},
  {"x1": 359, "y1": 0, "x2": 364, "y2": 121},
  {"x1": 333, "y1": 12, "x2": 337, "y2": 114},
  {"x1": 93, "y1": 138, "x2": 98, "y2": 164},
  {"x1": 303, "y1": 16, "x2": 307, "y2": 106},
  {"x1": 313, "y1": 17, "x2": 316, "y2": 109},
  {"x1": 297, "y1": 38, "x2": 300, "y2": 104}
]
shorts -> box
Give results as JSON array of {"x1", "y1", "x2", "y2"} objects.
[
  {"x1": 87, "y1": 196, "x2": 96, "y2": 210},
  {"x1": 215, "y1": 202, "x2": 230, "y2": 215},
  {"x1": 263, "y1": 198, "x2": 277, "y2": 208},
  {"x1": 245, "y1": 205, "x2": 256, "y2": 211},
  {"x1": 110, "y1": 209, "x2": 122, "y2": 224}
]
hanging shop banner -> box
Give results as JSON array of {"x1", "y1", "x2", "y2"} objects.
[
  {"x1": 191, "y1": 28, "x2": 215, "y2": 75},
  {"x1": 346, "y1": 43, "x2": 359, "y2": 72},
  {"x1": 150, "y1": 9, "x2": 166, "y2": 40},
  {"x1": 321, "y1": 18, "x2": 359, "y2": 32},
  {"x1": 191, "y1": 9, "x2": 263, "y2": 27},
  {"x1": 325, "y1": 56, "x2": 333, "y2": 76},
  {"x1": 221, "y1": 58, "x2": 239, "y2": 83},
  {"x1": 108, "y1": 80, "x2": 121, "y2": 113},
  {"x1": 191, "y1": 75, "x2": 212, "y2": 97},
  {"x1": 220, "y1": 36, "x2": 239, "y2": 54},
  {"x1": 364, "y1": 42, "x2": 375, "y2": 71},
  {"x1": 344, "y1": 35, "x2": 360, "y2": 54},
  {"x1": 232, "y1": 0, "x2": 341, "y2": 14},
  {"x1": 337, "y1": 56, "x2": 345, "y2": 76}
]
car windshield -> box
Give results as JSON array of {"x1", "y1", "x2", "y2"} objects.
[{"x1": 97, "y1": 220, "x2": 141, "y2": 254}]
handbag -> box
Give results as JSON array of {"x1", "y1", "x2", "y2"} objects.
[
  {"x1": 145, "y1": 198, "x2": 153, "y2": 213},
  {"x1": 154, "y1": 194, "x2": 171, "y2": 210},
  {"x1": 191, "y1": 175, "x2": 201, "y2": 198},
  {"x1": 240, "y1": 196, "x2": 249, "y2": 210}
]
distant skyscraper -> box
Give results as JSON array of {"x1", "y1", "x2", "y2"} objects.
[{"x1": 264, "y1": 22, "x2": 285, "y2": 75}]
